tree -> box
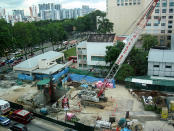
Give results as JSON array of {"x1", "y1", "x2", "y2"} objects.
[
  {"x1": 142, "y1": 34, "x2": 158, "y2": 51},
  {"x1": 128, "y1": 49, "x2": 148, "y2": 76},
  {"x1": 75, "y1": 10, "x2": 106, "y2": 32},
  {"x1": 97, "y1": 17, "x2": 113, "y2": 33},
  {"x1": 37, "y1": 26, "x2": 48, "y2": 53},
  {"x1": 28, "y1": 23, "x2": 40, "y2": 56},
  {"x1": 47, "y1": 23, "x2": 67, "y2": 50},
  {"x1": 105, "y1": 42, "x2": 124, "y2": 65},
  {"x1": 0, "y1": 19, "x2": 13, "y2": 58},
  {"x1": 13, "y1": 22, "x2": 31, "y2": 59},
  {"x1": 116, "y1": 64, "x2": 135, "y2": 82}
]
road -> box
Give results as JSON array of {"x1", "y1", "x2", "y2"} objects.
[{"x1": 0, "y1": 118, "x2": 69, "y2": 131}]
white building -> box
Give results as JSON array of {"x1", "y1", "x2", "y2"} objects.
[
  {"x1": 148, "y1": 48, "x2": 174, "y2": 77},
  {"x1": 13, "y1": 51, "x2": 66, "y2": 76},
  {"x1": 76, "y1": 34, "x2": 116, "y2": 70},
  {"x1": 107, "y1": 0, "x2": 174, "y2": 45}
]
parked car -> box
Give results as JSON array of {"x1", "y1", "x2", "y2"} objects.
[
  {"x1": 0, "y1": 115, "x2": 11, "y2": 126},
  {"x1": 9, "y1": 123, "x2": 27, "y2": 131},
  {"x1": 0, "y1": 61, "x2": 6, "y2": 67},
  {"x1": 10, "y1": 109, "x2": 33, "y2": 124}
]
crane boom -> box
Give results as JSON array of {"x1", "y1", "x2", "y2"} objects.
[{"x1": 106, "y1": 0, "x2": 159, "y2": 80}]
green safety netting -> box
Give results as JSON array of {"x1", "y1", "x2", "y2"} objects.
[
  {"x1": 125, "y1": 76, "x2": 174, "y2": 92},
  {"x1": 37, "y1": 79, "x2": 50, "y2": 86},
  {"x1": 69, "y1": 68, "x2": 99, "y2": 77}
]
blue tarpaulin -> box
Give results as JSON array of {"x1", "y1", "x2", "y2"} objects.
[
  {"x1": 53, "y1": 67, "x2": 69, "y2": 81},
  {"x1": 68, "y1": 74, "x2": 116, "y2": 88},
  {"x1": 18, "y1": 74, "x2": 33, "y2": 81},
  {"x1": 35, "y1": 74, "x2": 49, "y2": 80}
]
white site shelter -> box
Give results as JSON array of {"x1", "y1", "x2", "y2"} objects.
[{"x1": 13, "y1": 51, "x2": 66, "y2": 75}]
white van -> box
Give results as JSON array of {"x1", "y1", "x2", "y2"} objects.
[{"x1": 0, "y1": 100, "x2": 10, "y2": 115}]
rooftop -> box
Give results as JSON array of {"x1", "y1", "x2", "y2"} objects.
[
  {"x1": 13, "y1": 51, "x2": 64, "y2": 72},
  {"x1": 148, "y1": 49, "x2": 174, "y2": 63},
  {"x1": 87, "y1": 34, "x2": 115, "y2": 42},
  {"x1": 32, "y1": 64, "x2": 65, "y2": 75}
]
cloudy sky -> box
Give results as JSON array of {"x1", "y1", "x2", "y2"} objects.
[{"x1": 0, "y1": 0, "x2": 106, "y2": 15}]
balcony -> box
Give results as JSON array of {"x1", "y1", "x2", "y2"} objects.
[
  {"x1": 77, "y1": 50, "x2": 87, "y2": 55},
  {"x1": 78, "y1": 59, "x2": 87, "y2": 64}
]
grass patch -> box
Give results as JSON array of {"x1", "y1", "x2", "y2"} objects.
[{"x1": 63, "y1": 47, "x2": 76, "y2": 59}]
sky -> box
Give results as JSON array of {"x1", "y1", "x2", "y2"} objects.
[{"x1": 0, "y1": 0, "x2": 106, "y2": 15}]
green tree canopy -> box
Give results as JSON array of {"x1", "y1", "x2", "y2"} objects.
[
  {"x1": 142, "y1": 34, "x2": 158, "y2": 51},
  {"x1": 0, "y1": 19, "x2": 13, "y2": 57},
  {"x1": 116, "y1": 64, "x2": 135, "y2": 82},
  {"x1": 47, "y1": 23, "x2": 67, "y2": 50},
  {"x1": 105, "y1": 42, "x2": 124, "y2": 65},
  {"x1": 97, "y1": 17, "x2": 113, "y2": 33}
]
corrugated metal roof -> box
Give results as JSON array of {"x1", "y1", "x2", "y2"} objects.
[
  {"x1": 13, "y1": 51, "x2": 64, "y2": 72},
  {"x1": 148, "y1": 49, "x2": 174, "y2": 63}
]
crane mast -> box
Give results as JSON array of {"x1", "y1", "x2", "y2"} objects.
[{"x1": 106, "y1": 0, "x2": 159, "y2": 80}]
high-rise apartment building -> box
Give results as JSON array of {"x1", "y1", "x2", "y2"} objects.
[
  {"x1": 13, "y1": 10, "x2": 24, "y2": 19},
  {"x1": 0, "y1": 7, "x2": 6, "y2": 18},
  {"x1": 107, "y1": 0, "x2": 174, "y2": 45},
  {"x1": 82, "y1": 5, "x2": 94, "y2": 16},
  {"x1": 29, "y1": 5, "x2": 38, "y2": 18}
]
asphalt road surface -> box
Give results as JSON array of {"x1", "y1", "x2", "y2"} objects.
[{"x1": 0, "y1": 118, "x2": 69, "y2": 131}]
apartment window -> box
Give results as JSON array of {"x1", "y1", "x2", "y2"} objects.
[
  {"x1": 168, "y1": 30, "x2": 172, "y2": 33},
  {"x1": 162, "y1": 9, "x2": 166, "y2": 13},
  {"x1": 91, "y1": 56, "x2": 105, "y2": 61},
  {"x1": 79, "y1": 64, "x2": 82, "y2": 67},
  {"x1": 146, "y1": 23, "x2": 151, "y2": 26},
  {"x1": 83, "y1": 55, "x2": 87, "y2": 60},
  {"x1": 167, "y1": 36, "x2": 171, "y2": 40},
  {"x1": 125, "y1": 3, "x2": 128, "y2": 6},
  {"x1": 162, "y1": 2, "x2": 167, "y2": 7},
  {"x1": 154, "y1": 16, "x2": 159, "y2": 19},
  {"x1": 78, "y1": 48, "x2": 81, "y2": 51},
  {"x1": 154, "y1": 65, "x2": 159, "y2": 68},
  {"x1": 169, "y1": 16, "x2": 173, "y2": 19},
  {"x1": 153, "y1": 75, "x2": 159, "y2": 76},
  {"x1": 165, "y1": 65, "x2": 172, "y2": 68},
  {"x1": 155, "y1": 9, "x2": 159, "y2": 13},
  {"x1": 83, "y1": 64, "x2": 87, "y2": 68},
  {"x1": 78, "y1": 55, "x2": 82, "y2": 59},
  {"x1": 168, "y1": 25, "x2": 172, "y2": 28},
  {"x1": 168, "y1": 20, "x2": 173, "y2": 24},
  {"x1": 161, "y1": 30, "x2": 165, "y2": 33},
  {"x1": 161, "y1": 23, "x2": 165, "y2": 26},
  {"x1": 154, "y1": 23, "x2": 158, "y2": 26},
  {"x1": 162, "y1": 16, "x2": 166, "y2": 19},
  {"x1": 169, "y1": 9, "x2": 173, "y2": 13},
  {"x1": 169, "y1": 2, "x2": 174, "y2": 6}
]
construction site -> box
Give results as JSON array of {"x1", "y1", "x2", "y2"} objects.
[{"x1": 0, "y1": 64, "x2": 174, "y2": 131}]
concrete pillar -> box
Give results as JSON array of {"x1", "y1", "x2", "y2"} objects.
[{"x1": 171, "y1": 34, "x2": 174, "y2": 50}]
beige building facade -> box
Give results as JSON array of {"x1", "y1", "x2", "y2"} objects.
[{"x1": 107, "y1": 0, "x2": 174, "y2": 45}]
